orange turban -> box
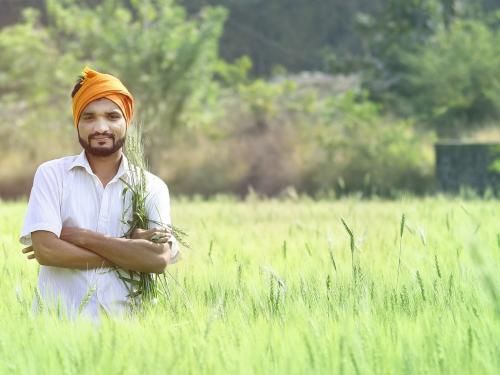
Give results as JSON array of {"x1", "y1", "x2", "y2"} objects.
[{"x1": 72, "y1": 67, "x2": 134, "y2": 127}]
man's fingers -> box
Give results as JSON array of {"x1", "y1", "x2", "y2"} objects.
[
  {"x1": 22, "y1": 246, "x2": 34, "y2": 254},
  {"x1": 152, "y1": 227, "x2": 170, "y2": 234},
  {"x1": 148, "y1": 228, "x2": 170, "y2": 236},
  {"x1": 21, "y1": 246, "x2": 36, "y2": 259},
  {"x1": 133, "y1": 227, "x2": 171, "y2": 241},
  {"x1": 151, "y1": 237, "x2": 169, "y2": 244},
  {"x1": 156, "y1": 236, "x2": 169, "y2": 244},
  {"x1": 150, "y1": 232, "x2": 170, "y2": 243},
  {"x1": 153, "y1": 232, "x2": 169, "y2": 238}
]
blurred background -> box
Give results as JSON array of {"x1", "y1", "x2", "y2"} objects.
[{"x1": 0, "y1": 0, "x2": 499, "y2": 199}]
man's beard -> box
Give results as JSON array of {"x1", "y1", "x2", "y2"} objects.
[{"x1": 78, "y1": 133, "x2": 126, "y2": 157}]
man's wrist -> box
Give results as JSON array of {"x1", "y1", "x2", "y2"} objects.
[{"x1": 99, "y1": 257, "x2": 114, "y2": 268}]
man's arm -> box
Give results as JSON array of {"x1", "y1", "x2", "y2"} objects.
[
  {"x1": 29, "y1": 231, "x2": 113, "y2": 269},
  {"x1": 61, "y1": 227, "x2": 171, "y2": 274}
]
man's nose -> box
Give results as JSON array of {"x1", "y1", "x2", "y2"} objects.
[{"x1": 93, "y1": 116, "x2": 110, "y2": 132}]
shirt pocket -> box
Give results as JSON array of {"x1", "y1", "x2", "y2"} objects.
[{"x1": 61, "y1": 172, "x2": 100, "y2": 230}]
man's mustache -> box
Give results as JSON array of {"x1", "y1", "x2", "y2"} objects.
[{"x1": 88, "y1": 133, "x2": 115, "y2": 142}]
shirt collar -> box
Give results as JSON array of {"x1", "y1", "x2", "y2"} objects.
[{"x1": 67, "y1": 150, "x2": 130, "y2": 182}]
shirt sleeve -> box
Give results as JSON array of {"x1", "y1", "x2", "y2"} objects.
[
  {"x1": 19, "y1": 164, "x2": 63, "y2": 246},
  {"x1": 145, "y1": 178, "x2": 180, "y2": 264}
]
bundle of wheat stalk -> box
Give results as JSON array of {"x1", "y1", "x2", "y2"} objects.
[{"x1": 116, "y1": 123, "x2": 187, "y2": 309}]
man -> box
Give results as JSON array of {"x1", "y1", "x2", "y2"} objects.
[{"x1": 19, "y1": 67, "x2": 179, "y2": 320}]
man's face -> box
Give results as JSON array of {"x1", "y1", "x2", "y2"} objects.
[{"x1": 77, "y1": 98, "x2": 127, "y2": 157}]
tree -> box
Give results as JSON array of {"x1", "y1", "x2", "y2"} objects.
[
  {"x1": 403, "y1": 19, "x2": 500, "y2": 136},
  {"x1": 359, "y1": 0, "x2": 448, "y2": 104},
  {"x1": 0, "y1": 0, "x2": 226, "y2": 168}
]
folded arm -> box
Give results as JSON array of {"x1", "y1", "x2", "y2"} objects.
[
  {"x1": 29, "y1": 230, "x2": 113, "y2": 269},
  {"x1": 60, "y1": 227, "x2": 172, "y2": 274},
  {"x1": 24, "y1": 228, "x2": 172, "y2": 273}
]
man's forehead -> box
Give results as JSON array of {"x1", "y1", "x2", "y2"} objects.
[{"x1": 82, "y1": 98, "x2": 122, "y2": 113}]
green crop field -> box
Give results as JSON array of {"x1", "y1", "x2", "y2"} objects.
[{"x1": 0, "y1": 198, "x2": 499, "y2": 374}]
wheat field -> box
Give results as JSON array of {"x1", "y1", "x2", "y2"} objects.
[{"x1": 0, "y1": 197, "x2": 499, "y2": 374}]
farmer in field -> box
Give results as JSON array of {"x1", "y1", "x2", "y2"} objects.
[{"x1": 19, "y1": 67, "x2": 179, "y2": 320}]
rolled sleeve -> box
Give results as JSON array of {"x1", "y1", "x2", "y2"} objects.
[
  {"x1": 146, "y1": 177, "x2": 180, "y2": 264},
  {"x1": 19, "y1": 164, "x2": 62, "y2": 246}
]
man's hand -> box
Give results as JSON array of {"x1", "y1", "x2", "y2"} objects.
[
  {"x1": 131, "y1": 227, "x2": 172, "y2": 244},
  {"x1": 21, "y1": 246, "x2": 36, "y2": 260}
]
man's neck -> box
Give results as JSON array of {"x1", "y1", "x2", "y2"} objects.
[{"x1": 85, "y1": 150, "x2": 123, "y2": 186}]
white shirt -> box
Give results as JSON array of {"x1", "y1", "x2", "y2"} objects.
[{"x1": 19, "y1": 150, "x2": 179, "y2": 320}]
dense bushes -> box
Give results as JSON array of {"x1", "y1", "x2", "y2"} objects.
[{"x1": 163, "y1": 83, "x2": 434, "y2": 197}]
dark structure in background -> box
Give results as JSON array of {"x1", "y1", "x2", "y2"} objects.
[{"x1": 435, "y1": 142, "x2": 500, "y2": 196}]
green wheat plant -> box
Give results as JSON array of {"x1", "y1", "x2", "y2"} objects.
[
  {"x1": 341, "y1": 217, "x2": 357, "y2": 280},
  {"x1": 396, "y1": 213, "x2": 406, "y2": 286},
  {"x1": 117, "y1": 123, "x2": 188, "y2": 307},
  {"x1": 1, "y1": 197, "x2": 499, "y2": 373}
]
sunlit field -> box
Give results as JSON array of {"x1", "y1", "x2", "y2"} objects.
[{"x1": 1, "y1": 197, "x2": 499, "y2": 374}]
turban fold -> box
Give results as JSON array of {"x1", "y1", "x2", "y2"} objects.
[{"x1": 72, "y1": 67, "x2": 134, "y2": 127}]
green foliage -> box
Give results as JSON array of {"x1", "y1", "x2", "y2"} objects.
[
  {"x1": 305, "y1": 90, "x2": 434, "y2": 196},
  {"x1": 0, "y1": 0, "x2": 226, "y2": 134},
  {"x1": 214, "y1": 56, "x2": 253, "y2": 86},
  {"x1": 48, "y1": 0, "x2": 226, "y2": 132},
  {"x1": 0, "y1": 8, "x2": 78, "y2": 144},
  {"x1": 216, "y1": 57, "x2": 306, "y2": 128},
  {"x1": 187, "y1": 0, "x2": 500, "y2": 137},
  {"x1": 0, "y1": 0, "x2": 227, "y2": 173},
  {"x1": 4, "y1": 0, "x2": 492, "y2": 197},
  {"x1": 161, "y1": 85, "x2": 434, "y2": 197},
  {"x1": 488, "y1": 145, "x2": 500, "y2": 173},
  {"x1": 358, "y1": 0, "x2": 451, "y2": 98},
  {"x1": 182, "y1": 0, "x2": 385, "y2": 75},
  {"x1": 403, "y1": 19, "x2": 500, "y2": 135},
  {"x1": 358, "y1": 0, "x2": 500, "y2": 133}
]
